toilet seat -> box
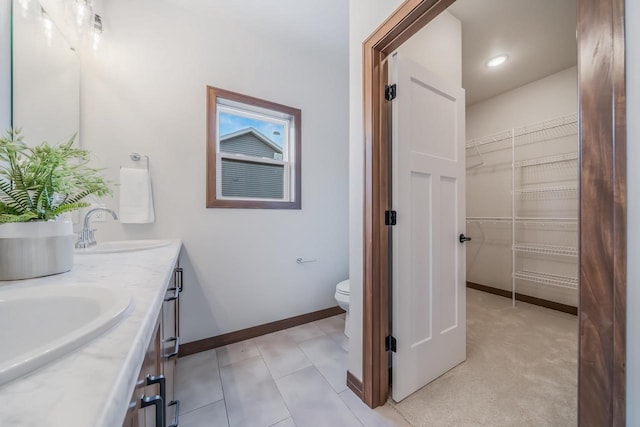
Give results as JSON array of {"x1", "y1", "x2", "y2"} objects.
[
  {"x1": 336, "y1": 279, "x2": 350, "y2": 296},
  {"x1": 334, "y1": 279, "x2": 350, "y2": 338}
]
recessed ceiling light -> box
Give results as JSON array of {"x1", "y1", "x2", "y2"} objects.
[{"x1": 486, "y1": 55, "x2": 508, "y2": 68}]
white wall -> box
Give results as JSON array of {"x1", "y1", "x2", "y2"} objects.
[
  {"x1": 80, "y1": 0, "x2": 349, "y2": 343},
  {"x1": 626, "y1": 0, "x2": 639, "y2": 423},
  {"x1": 348, "y1": 1, "x2": 461, "y2": 380},
  {"x1": 397, "y1": 11, "x2": 462, "y2": 86},
  {"x1": 466, "y1": 67, "x2": 577, "y2": 137},
  {"x1": 0, "y1": 1, "x2": 10, "y2": 132},
  {"x1": 465, "y1": 67, "x2": 578, "y2": 306}
]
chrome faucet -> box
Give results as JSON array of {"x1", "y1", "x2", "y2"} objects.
[{"x1": 75, "y1": 207, "x2": 118, "y2": 249}]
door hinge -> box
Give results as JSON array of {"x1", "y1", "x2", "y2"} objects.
[
  {"x1": 385, "y1": 210, "x2": 397, "y2": 226},
  {"x1": 385, "y1": 335, "x2": 397, "y2": 352},
  {"x1": 385, "y1": 84, "x2": 397, "y2": 101}
]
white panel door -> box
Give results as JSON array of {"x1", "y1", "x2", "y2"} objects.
[{"x1": 390, "y1": 53, "x2": 467, "y2": 402}]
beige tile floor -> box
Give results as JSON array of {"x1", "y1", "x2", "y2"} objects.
[
  {"x1": 176, "y1": 289, "x2": 577, "y2": 427},
  {"x1": 176, "y1": 315, "x2": 410, "y2": 427}
]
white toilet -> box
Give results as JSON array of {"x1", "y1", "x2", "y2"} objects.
[{"x1": 334, "y1": 279, "x2": 350, "y2": 337}]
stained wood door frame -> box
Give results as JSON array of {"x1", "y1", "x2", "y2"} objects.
[{"x1": 360, "y1": 1, "x2": 627, "y2": 425}]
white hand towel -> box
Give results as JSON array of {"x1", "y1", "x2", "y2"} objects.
[{"x1": 119, "y1": 167, "x2": 155, "y2": 223}]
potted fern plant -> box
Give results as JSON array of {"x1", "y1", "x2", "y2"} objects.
[{"x1": 0, "y1": 128, "x2": 111, "y2": 280}]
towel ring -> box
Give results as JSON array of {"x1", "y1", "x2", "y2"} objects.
[{"x1": 129, "y1": 153, "x2": 150, "y2": 171}]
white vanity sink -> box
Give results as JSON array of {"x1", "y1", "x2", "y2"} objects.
[
  {"x1": 75, "y1": 239, "x2": 171, "y2": 254},
  {"x1": 0, "y1": 285, "x2": 132, "y2": 385}
]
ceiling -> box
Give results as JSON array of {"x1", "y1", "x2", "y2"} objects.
[{"x1": 447, "y1": 0, "x2": 577, "y2": 105}]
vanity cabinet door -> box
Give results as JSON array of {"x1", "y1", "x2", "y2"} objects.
[
  {"x1": 121, "y1": 369, "x2": 145, "y2": 427},
  {"x1": 123, "y1": 263, "x2": 182, "y2": 427},
  {"x1": 143, "y1": 320, "x2": 162, "y2": 427},
  {"x1": 122, "y1": 317, "x2": 161, "y2": 427},
  {"x1": 162, "y1": 263, "x2": 182, "y2": 426}
]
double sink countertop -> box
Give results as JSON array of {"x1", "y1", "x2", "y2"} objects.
[{"x1": 0, "y1": 240, "x2": 182, "y2": 427}]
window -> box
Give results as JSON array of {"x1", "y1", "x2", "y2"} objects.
[{"x1": 206, "y1": 86, "x2": 301, "y2": 209}]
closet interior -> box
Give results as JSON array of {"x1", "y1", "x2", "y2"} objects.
[{"x1": 466, "y1": 112, "x2": 578, "y2": 312}]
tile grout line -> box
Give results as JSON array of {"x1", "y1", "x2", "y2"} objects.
[
  {"x1": 387, "y1": 400, "x2": 415, "y2": 427},
  {"x1": 179, "y1": 397, "x2": 225, "y2": 417},
  {"x1": 175, "y1": 351, "x2": 226, "y2": 417},
  {"x1": 336, "y1": 390, "x2": 369, "y2": 427},
  {"x1": 296, "y1": 336, "x2": 349, "y2": 395},
  {"x1": 214, "y1": 319, "x2": 350, "y2": 427},
  {"x1": 268, "y1": 414, "x2": 295, "y2": 427},
  {"x1": 266, "y1": 321, "x2": 344, "y2": 426},
  {"x1": 220, "y1": 343, "x2": 293, "y2": 427},
  {"x1": 254, "y1": 339, "x2": 280, "y2": 381},
  {"x1": 270, "y1": 361, "x2": 297, "y2": 427},
  {"x1": 295, "y1": 322, "x2": 365, "y2": 425},
  {"x1": 215, "y1": 348, "x2": 232, "y2": 427}
]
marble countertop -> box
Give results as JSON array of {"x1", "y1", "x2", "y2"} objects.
[{"x1": 0, "y1": 240, "x2": 182, "y2": 427}]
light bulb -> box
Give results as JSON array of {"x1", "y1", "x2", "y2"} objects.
[
  {"x1": 18, "y1": 0, "x2": 33, "y2": 17},
  {"x1": 41, "y1": 8, "x2": 53, "y2": 46},
  {"x1": 91, "y1": 14, "x2": 103, "y2": 52},
  {"x1": 69, "y1": 0, "x2": 94, "y2": 34},
  {"x1": 486, "y1": 55, "x2": 508, "y2": 68}
]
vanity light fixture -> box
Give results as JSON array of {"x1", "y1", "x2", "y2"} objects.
[
  {"x1": 486, "y1": 54, "x2": 508, "y2": 68},
  {"x1": 41, "y1": 8, "x2": 53, "y2": 46},
  {"x1": 69, "y1": 0, "x2": 94, "y2": 34},
  {"x1": 18, "y1": 0, "x2": 33, "y2": 17},
  {"x1": 92, "y1": 14, "x2": 103, "y2": 51}
]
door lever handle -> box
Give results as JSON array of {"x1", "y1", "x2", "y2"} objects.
[{"x1": 459, "y1": 234, "x2": 472, "y2": 243}]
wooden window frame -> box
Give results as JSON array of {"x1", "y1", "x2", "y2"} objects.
[
  {"x1": 206, "y1": 86, "x2": 302, "y2": 209},
  {"x1": 359, "y1": 1, "x2": 627, "y2": 425}
]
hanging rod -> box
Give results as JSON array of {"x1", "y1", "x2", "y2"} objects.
[
  {"x1": 466, "y1": 216, "x2": 511, "y2": 222},
  {"x1": 465, "y1": 113, "x2": 578, "y2": 150},
  {"x1": 512, "y1": 185, "x2": 578, "y2": 199},
  {"x1": 466, "y1": 139, "x2": 485, "y2": 170},
  {"x1": 513, "y1": 270, "x2": 578, "y2": 290},
  {"x1": 465, "y1": 130, "x2": 513, "y2": 149},
  {"x1": 467, "y1": 217, "x2": 578, "y2": 222},
  {"x1": 515, "y1": 217, "x2": 577, "y2": 223},
  {"x1": 514, "y1": 113, "x2": 578, "y2": 137},
  {"x1": 514, "y1": 152, "x2": 578, "y2": 168},
  {"x1": 467, "y1": 217, "x2": 578, "y2": 228},
  {"x1": 513, "y1": 243, "x2": 578, "y2": 257}
]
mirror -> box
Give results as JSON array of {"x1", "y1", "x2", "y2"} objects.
[{"x1": 11, "y1": 0, "x2": 79, "y2": 146}]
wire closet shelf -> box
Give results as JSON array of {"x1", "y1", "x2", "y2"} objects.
[
  {"x1": 465, "y1": 113, "x2": 579, "y2": 307},
  {"x1": 465, "y1": 113, "x2": 578, "y2": 152},
  {"x1": 513, "y1": 270, "x2": 579, "y2": 290}
]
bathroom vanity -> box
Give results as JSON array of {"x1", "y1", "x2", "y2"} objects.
[
  {"x1": 122, "y1": 256, "x2": 182, "y2": 427},
  {"x1": 0, "y1": 240, "x2": 182, "y2": 427}
]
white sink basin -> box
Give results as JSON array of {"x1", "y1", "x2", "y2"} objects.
[
  {"x1": 0, "y1": 285, "x2": 132, "y2": 385},
  {"x1": 75, "y1": 239, "x2": 171, "y2": 254}
]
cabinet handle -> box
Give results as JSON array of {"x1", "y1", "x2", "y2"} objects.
[
  {"x1": 140, "y1": 394, "x2": 165, "y2": 427},
  {"x1": 168, "y1": 399, "x2": 180, "y2": 427},
  {"x1": 146, "y1": 374, "x2": 166, "y2": 402},
  {"x1": 146, "y1": 374, "x2": 167, "y2": 426},
  {"x1": 163, "y1": 337, "x2": 180, "y2": 359},
  {"x1": 173, "y1": 267, "x2": 184, "y2": 292},
  {"x1": 164, "y1": 287, "x2": 180, "y2": 302}
]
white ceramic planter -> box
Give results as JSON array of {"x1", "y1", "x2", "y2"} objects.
[{"x1": 0, "y1": 221, "x2": 74, "y2": 281}]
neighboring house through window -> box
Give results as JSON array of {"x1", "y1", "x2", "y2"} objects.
[{"x1": 206, "y1": 86, "x2": 301, "y2": 209}]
